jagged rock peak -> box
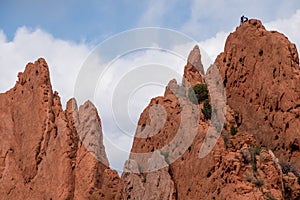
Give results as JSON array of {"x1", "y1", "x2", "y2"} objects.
[
  {"x1": 66, "y1": 97, "x2": 109, "y2": 167},
  {"x1": 238, "y1": 18, "x2": 266, "y2": 29},
  {"x1": 182, "y1": 45, "x2": 205, "y2": 87},
  {"x1": 215, "y1": 18, "x2": 300, "y2": 168},
  {"x1": 16, "y1": 57, "x2": 51, "y2": 88},
  {"x1": 0, "y1": 58, "x2": 121, "y2": 199},
  {"x1": 187, "y1": 45, "x2": 205, "y2": 75}
]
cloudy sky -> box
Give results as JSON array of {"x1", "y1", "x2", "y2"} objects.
[{"x1": 1, "y1": 0, "x2": 300, "y2": 173}]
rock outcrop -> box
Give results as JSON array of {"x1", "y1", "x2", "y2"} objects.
[
  {"x1": 0, "y1": 58, "x2": 120, "y2": 199},
  {"x1": 0, "y1": 19, "x2": 299, "y2": 200},
  {"x1": 215, "y1": 19, "x2": 300, "y2": 168},
  {"x1": 182, "y1": 45, "x2": 205, "y2": 87},
  {"x1": 121, "y1": 19, "x2": 300, "y2": 200}
]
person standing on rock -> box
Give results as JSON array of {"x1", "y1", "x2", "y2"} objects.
[{"x1": 240, "y1": 15, "x2": 248, "y2": 25}]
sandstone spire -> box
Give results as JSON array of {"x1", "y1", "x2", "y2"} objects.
[
  {"x1": 182, "y1": 45, "x2": 205, "y2": 87},
  {"x1": 0, "y1": 58, "x2": 121, "y2": 199},
  {"x1": 215, "y1": 19, "x2": 300, "y2": 166}
]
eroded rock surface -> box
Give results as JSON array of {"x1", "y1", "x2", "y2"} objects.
[
  {"x1": 0, "y1": 59, "x2": 120, "y2": 199},
  {"x1": 1, "y1": 19, "x2": 300, "y2": 200},
  {"x1": 121, "y1": 20, "x2": 300, "y2": 200},
  {"x1": 215, "y1": 19, "x2": 300, "y2": 167}
]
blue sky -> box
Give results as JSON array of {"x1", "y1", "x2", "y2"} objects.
[
  {"x1": 1, "y1": 0, "x2": 299, "y2": 43},
  {"x1": 0, "y1": 0, "x2": 188, "y2": 43},
  {"x1": 1, "y1": 0, "x2": 300, "y2": 173}
]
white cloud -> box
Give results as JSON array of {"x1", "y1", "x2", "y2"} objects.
[
  {"x1": 0, "y1": 27, "x2": 91, "y2": 106},
  {"x1": 199, "y1": 31, "x2": 228, "y2": 67},
  {"x1": 92, "y1": 48, "x2": 186, "y2": 172},
  {"x1": 196, "y1": 8, "x2": 300, "y2": 65},
  {"x1": 170, "y1": 41, "x2": 217, "y2": 71},
  {"x1": 181, "y1": 0, "x2": 300, "y2": 42},
  {"x1": 265, "y1": 9, "x2": 300, "y2": 49},
  {"x1": 0, "y1": 30, "x2": 6, "y2": 42}
]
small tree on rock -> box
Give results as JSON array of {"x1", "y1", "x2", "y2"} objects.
[
  {"x1": 188, "y1": 84, "x2": 208, "y2": 104},
  {"x1": 202, "y1": 99, "x2": 212, "y2": 120}
]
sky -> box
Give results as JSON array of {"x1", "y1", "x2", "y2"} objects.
[{"x1": 1, "y1": 0, "x2": 300, "y2": 173}]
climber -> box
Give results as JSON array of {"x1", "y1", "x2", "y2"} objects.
[{"x1": 240, "y1": 15, "x2": 248, "y2": 25}]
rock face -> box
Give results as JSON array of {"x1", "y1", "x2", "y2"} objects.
[
  {"x1": 215, "y1": 19, "x2": 300, "y2": 167},
  {"x1": 121, "y1": 20, "x2": 300, "y2": 200},
  {"x1": 182, "y1": 45, "x2": 205, "y2": 87},
  {"x1": 0, "y1": 58, "x2": 120, "y2": 199},
  {"x1": 0, "y1": 19, "x2": 300, "y2": 200}
]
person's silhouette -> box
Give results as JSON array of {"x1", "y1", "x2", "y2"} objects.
[{"x1": 240, "y1": 15, "x2": 249, "y2": 25}]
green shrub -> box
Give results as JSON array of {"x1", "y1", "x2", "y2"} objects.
[
  {"x1": 252, "y1": 158, "x2": 257, "y2": 172},
  {"x1": 298, "y1": 177, "x2": 300, "y2": 185},
  {"x1": 188, "y1": 84, "x2": 208, "y2": 104},
  {"x1": 254, "y1": 145, "x2": 261, "y2": 155},
  {"x1": 253, "y1": 178, "x2": 264, "y2": 187},
  {"x1": 230, "y1": 125, "x2": 237, "y2": 135},
  {"x1": 202, "y1": 99, "x2": 212, "y2": 120},
  {"x1": 250, "y1": 145, "x2": 257, "y2": 173}
]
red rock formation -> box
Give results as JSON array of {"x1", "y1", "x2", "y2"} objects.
[
  {"x1": 182, "y1": 45, "x2": 205, "y2": 87},
  {"x1": 1, "y1": 18, "x2": 300, "y2": 200},
  {"x1": 121, "y1": 20, "x2": 300, "y2": 199},
  {"x1": 121, "y1": 52, "x2": 268, "y2": 199},
  {"x1": 0, "y1": 58, "x2": 120, "y2": 199},
  {"x1": 215, "y1": 19, "x2": 300, "y2": 167}
]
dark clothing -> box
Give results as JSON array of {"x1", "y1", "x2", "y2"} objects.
[{"x1": 240, "y1": 15, "x2": 248, "y2": 24}]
